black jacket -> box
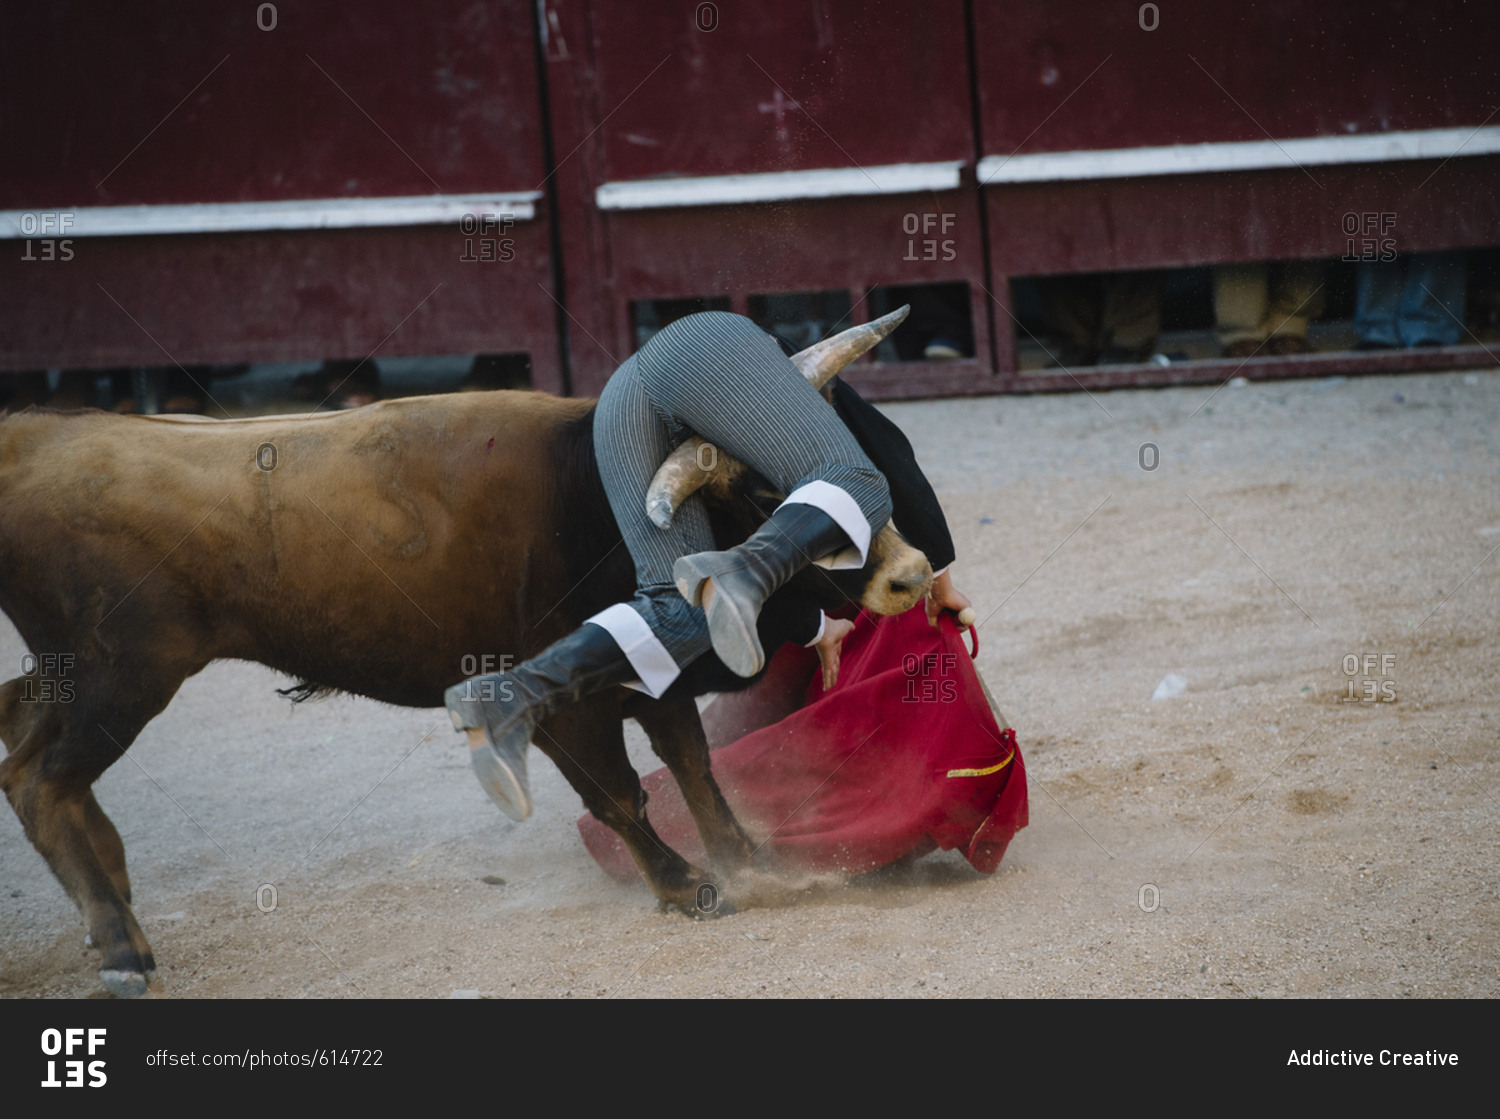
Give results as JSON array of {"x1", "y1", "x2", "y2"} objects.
[
  {"x1": 759, "y1": 370, "x2": 956, "y2": 646},
  {"x1": 827, "y1": 376, "x2": 955, "y2": 574}
]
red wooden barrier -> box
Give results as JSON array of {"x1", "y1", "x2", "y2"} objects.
[
  {"x1": 541, "y1": 0, "x2": 998, "y2": 398},
  {"x1": 3, "y1": 2, "x2": 1496, "y2": 397},
  {"x1": 0, "y1": 1, "x2": 562, "y2": 390}
]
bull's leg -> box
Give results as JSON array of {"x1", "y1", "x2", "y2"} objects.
[
  {"x1": 532, "y1": 700, "x2": 723, "y2": 914},
  {"x1": 82, "y1": 790, "x2": 132, "y2": 905},
  {"x1": 3, "y1": 682, "x2": 138, "y2": 904},
  {"x1": 1, "y1": 734, "x2": 155, "y2": 996},
  {"x1": 12, "y1": 775, "x2": 156, "y2": 996},
  {"x1": 0, "y1": 671, "x2": 182, "y2": 997},
  {"x1": 627, "y1": 693, "x2": 757, "y2": 874}
]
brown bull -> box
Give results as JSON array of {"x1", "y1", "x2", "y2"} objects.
[{"x1": 0, "y1": 321, "x2": 931, "y2": 997}]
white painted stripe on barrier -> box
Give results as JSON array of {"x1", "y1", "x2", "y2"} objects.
[
  {"x1": 0, "y1": 193, "x2": 541, "y2": 239},
  {"x1": 595, "y1": 161, "x2": 964, "y2": 210},
  {"x1": 976, "y1": 126, "x2": 1500, "y2": 184}
]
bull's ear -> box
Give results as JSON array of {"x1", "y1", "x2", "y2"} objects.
[{"x1": 790, "y1": 305, "x2": 909, "y2": 389}]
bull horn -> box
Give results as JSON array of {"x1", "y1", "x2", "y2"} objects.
[
  {"x1": 645, "y1": 436, "x2": 713, "y2": 528},
  {"x1": 790, "y1": 304, "x2": 909, "y2": 389}
]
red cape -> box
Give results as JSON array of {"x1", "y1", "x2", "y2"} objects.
[{"x1": 579, "y1": 608, "x2": 1027, "y2": 879}]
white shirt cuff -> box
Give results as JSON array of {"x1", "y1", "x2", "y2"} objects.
[
  {"x1": 583, "y1": 604, "x2": 680, "y2": 698},
  {"x1": 802, "y1": 611, "x2": 828, "y2": 647},
  {"x1": 779, "y1": 481, "x2": 872, "y2": 569}
]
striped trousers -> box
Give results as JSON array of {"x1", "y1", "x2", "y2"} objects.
[{"x1": 586, "y1": 312, "x2": 892, "y2": 696}]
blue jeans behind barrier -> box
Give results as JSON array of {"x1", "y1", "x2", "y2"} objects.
[{"x1": 1355, "y1": 252, "x2": 1468, "y2": 347}]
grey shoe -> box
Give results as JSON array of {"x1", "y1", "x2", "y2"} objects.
[
  {"x1": 444, "y1": 624, "x2": 636, "y2": 820},
  {"x1": 673, "y1": 504, "x2": 850, "y2": 678}
]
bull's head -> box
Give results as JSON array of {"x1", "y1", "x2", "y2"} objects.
[{"x1": 643, "y1": 306, "x2": 935, "y2": 617}]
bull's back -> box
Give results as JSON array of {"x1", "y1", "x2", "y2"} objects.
[{"x1": 0, "y1": 394, "x2": 616, "y2": 706}]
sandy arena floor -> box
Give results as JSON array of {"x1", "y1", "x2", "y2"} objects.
[{"x1": 3, "y1": 367, "x2": 1497, "y2": 998}]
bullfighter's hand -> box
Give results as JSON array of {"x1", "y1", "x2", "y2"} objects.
[
  {"x1": 926, "y1": 569, "x2": 975, "y2": 629},
  {"x1": 815, "y1": 616, "x2": 857, "y2": 690}
]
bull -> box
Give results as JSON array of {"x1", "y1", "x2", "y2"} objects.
[{"x1": 0, "y1": 310, "x2": 933, "y2": 998}]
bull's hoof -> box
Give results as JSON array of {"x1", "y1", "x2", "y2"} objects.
[
  {"x1": 99, "y1": 968, "x2": 149, "y2": 999},
  {"x1": 701, "y1": 895, "x2": 738, "y2": 918},
  {"x1": 656, "y1": 881, "x2": 736, "y2": 920}
]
